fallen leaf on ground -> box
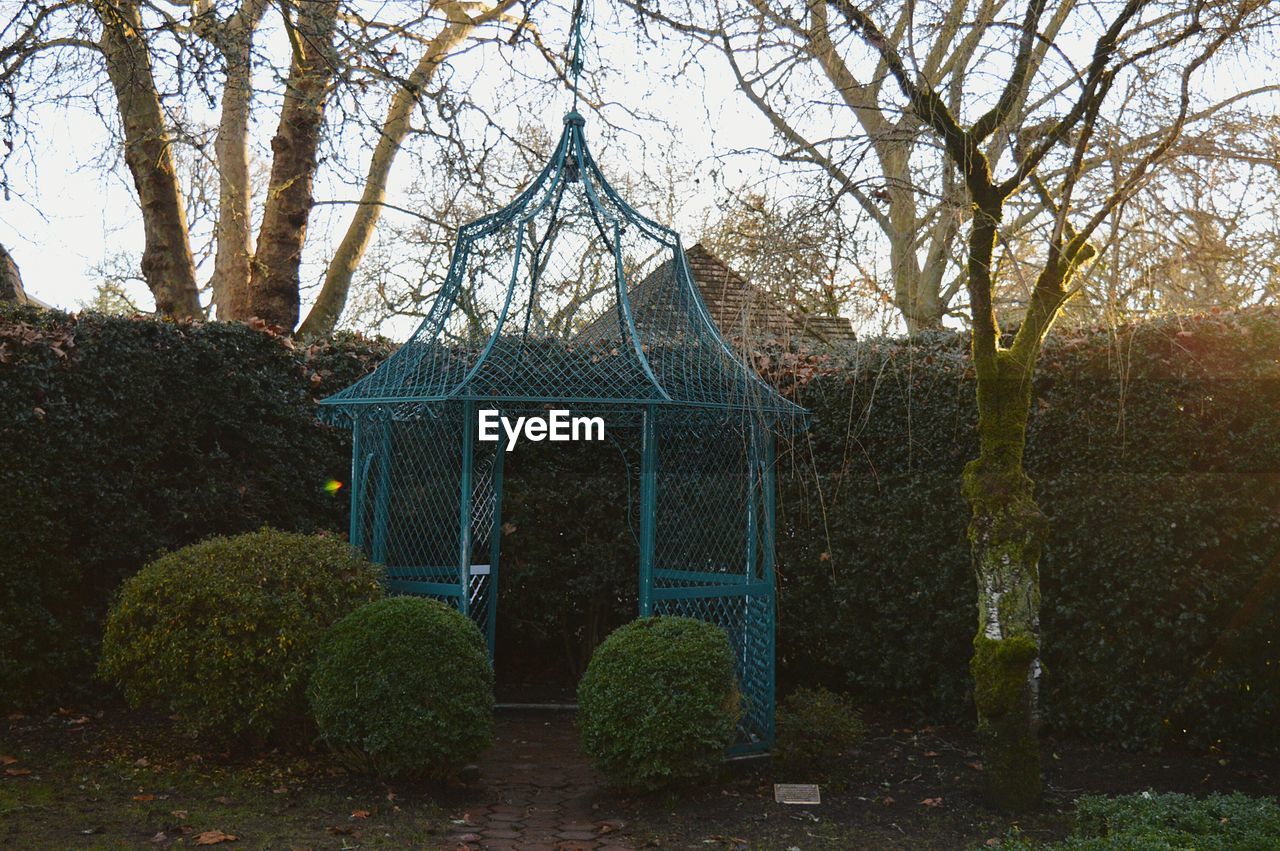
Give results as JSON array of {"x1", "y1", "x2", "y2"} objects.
[
  {"x1": 967, "y1": 761, "x2": 984, "y2": 771},
  {"x1": 351, "y1": 809, "x2": 370, "y2": 819},
  {"x1": 194, "y1": 829, "x2": 238, "y2": 845},
  {"x1": 921, "y1": 797, "x2": 943, "y2": 807},
  {"x1": 132, "y1": 794, "x2": 155, "y2": 802},
  {"x1": 881, "y1": 796, "x2": 895, "y2": 806},
  {"x1": 924, "y1": 751, "x2": 940, "y2": 757},
  {"x1": 5, "y1": 768, "x2": 32, "y2": 777},
  {"x1": 0, "y1": 755, "x2": 17, "y2": 765},
  {"x1": 171, "y1": 810, "x2": 189, "y2": 820},
  {"x1": 326, "y1": 825, "x2": 353, "y2": 836}
]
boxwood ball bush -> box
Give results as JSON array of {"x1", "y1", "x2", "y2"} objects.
[
  {"x1": 308, "y1": 597, "x2": 494, "y2": 779},
  {"x1": 577, "y1": 616, "x2": 740, "y2": 790},
  {"x1": 98, "y1": 529, "x2": 382, "y2": 742}
]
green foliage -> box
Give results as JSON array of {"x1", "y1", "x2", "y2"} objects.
[
  {"x1": 1001, "y1": 791, "x2": 1280, "y2": 849},
  {"x1": 774, "y1": 686, "x2": 866, "y2": 779},
  {"x1": 577, "y1": 616, "x2": 740, "y2": 790},
  {"x1": 773, "y1": 311, "x2": 1280, "y2": 751},
  {"x1": 0, "y1": 305, "x2": 388, "y2": 705},
  {"x1": 5, "y1": 303, "x2": 1279, "y2": 752},
  {"x1": 308, "y1": 597, "x2": 494, "y2": 779},
  {"x1": 98, "y1": 529, "x2": 383, "y2": 742}
]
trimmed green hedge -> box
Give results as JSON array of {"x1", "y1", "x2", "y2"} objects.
[
  {"x1": 3, "y1": 304, "x2": 1277, "y2": 752},
  {"x1": 309, "y1": 596, "x2": 494, "y2": 779},
  {"x1": 0, "y1": 306, "x2": 387, "y2": 703},
  {"x1": 774, "y1": 310, "x2": 1280, "y2": 750},
  {"x1": 99, "y1": 529, "x2": 383, "y2": 742},
  {"x1": 578, "y1": 616, "x2": 739, "y2": 790}
]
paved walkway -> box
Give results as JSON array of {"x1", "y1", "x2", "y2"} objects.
[{"x1": 447, "y1": 710, "x2": 634, "y2": 851}]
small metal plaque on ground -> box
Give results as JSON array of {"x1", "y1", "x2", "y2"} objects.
[{"x1": 774, "y1": 784, "x2": 821, "y2": 805}]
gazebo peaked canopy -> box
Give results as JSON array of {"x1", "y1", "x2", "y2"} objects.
[
  {"x1": 319, "y1": 111, "x2": 803, "y2": 423},
  {"x1": 320, "y1": 110, "x2": 800, "y2": 755}
]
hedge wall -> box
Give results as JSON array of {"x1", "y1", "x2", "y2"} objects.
[
  {"x1": 774, "y1": 310, "x2": 1280, "y2": 750},
  {"x1": 2, "y1": 304, "x2": 1277, "y2": 751},
  {"x1": 0, "y1": 306, "x2": 388, "y2": 701}
]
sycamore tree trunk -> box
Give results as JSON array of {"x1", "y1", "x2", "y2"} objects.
[
  {"x1": 247, "y1": 0, "x2": 338, "y2": 328},
  {"x1": 295, "y1": 19, "x2": 472, "y2": 339},
  {"x1": 963, "y1": 354, "x2": 1045, "y2": 810},
  {"x1": 296, "y1": 0, "x2": 516, "y2": 340},
  {"x1": 96, "y1": 0, "x2": 202, "y2": 319},
  {"x1": 962, "y1": 197, "x2": 1044, "y2": 811},
  {"x1": 206, "y1": 0, "x2": 268, "y2": 320}
]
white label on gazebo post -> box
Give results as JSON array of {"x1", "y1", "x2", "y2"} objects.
[{"x1": 469, "y1": 564, "x2": 491, "y2": 576}]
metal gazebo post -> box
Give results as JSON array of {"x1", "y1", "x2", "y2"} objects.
[
  {"x1": 762, "y1": 426, "x2": 778, "y2": 744},
  {"x1": 458, "y1": 399, "x2": 476, "y2": 617},
  {"x1": 485, "y1": 427, "x2": 506, "y2": 656},
  {"x1": 371, "y1": 421, "x2": 391, "y2": 565},
  {"x1": 639, "y1": 404, "x2": 657, "y2": 617},
  {"x1": 348, "y1": 415, "x2": 364, "y2": 550}
]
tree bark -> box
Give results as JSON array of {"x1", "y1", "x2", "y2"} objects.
[
  {"x1": 959, "y1": 195, "x2": 1045, "y2": 811},
  {"x1": 963, "y1": 354, "x2": 1045, "y2": 811},
  {"x1": 0, "y1": 243, "x2": 27, "y2": 303},
  {"x1": 96, "y1": 0, "x2": 202, "y2": 319},
  {"x1": 205, "y1": 0, "x2": 268, "y2": 320},
  {"x1": 296, "y1": 1, "x2": 514, "y2": 340},
  {"x1": 247, "y1": 0, "x2": 339, "y2": 328}
]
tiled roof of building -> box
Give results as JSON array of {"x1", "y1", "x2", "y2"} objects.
[{"x1": 681, "y1": 243, "x2": 856, "y2": 345}]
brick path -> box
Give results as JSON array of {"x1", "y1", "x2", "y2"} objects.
[{"x1": 447, "y1": 710, "x2": 634, "y2": 851}]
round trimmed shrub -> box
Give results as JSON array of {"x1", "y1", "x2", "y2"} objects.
[
  {"x1": 98, "y1": 529, "x2": 382, "y2": 742},
  {"x1": 308, "y1": 596, "x2": 494, "y2": 779},
  {"x1": 577, "y1": 616, "x2": 739, "y2": 790}
]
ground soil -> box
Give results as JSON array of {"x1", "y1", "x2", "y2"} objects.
[{"x1": 2, "y1": 704, "x2": 1275, "y2": 850}]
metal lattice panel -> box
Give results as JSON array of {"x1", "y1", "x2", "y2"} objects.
[{"x1": 322, "y1": 112, "x2": 801, "y2": 753}]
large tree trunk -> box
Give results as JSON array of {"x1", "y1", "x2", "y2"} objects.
[
  {"x1": 296, "y1": 2, "x2": 512, "y2": 340},
  {"x1": 247, "y1": 0, "x2": 339, "y2": 328},
  {"x1": 962, "y1": 198, "x2": 1044, "y2": 811},
  {"x1": 96, "y1": 0, "x2": 202, "y2": 319},
  {"x1": 963, "y1": 355, "x2": 1045, "y2": 811},
  {"x1": 882, "y1": 147, "x2": 946, "y2": 333},
  {"x1": 206, "y1": 0, "x2": 268, "y2": 320}
]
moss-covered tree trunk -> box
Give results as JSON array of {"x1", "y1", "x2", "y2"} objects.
[
  {"x1": 960, "y1": 197, "x2": 1048, "y2": 811},
  {"x1": 963, "y1": 353, "x2": 1045, "y2": 810}
]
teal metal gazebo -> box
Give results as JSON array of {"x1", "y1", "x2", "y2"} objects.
[{"x1": 320, "y1": 107, "x2": 801, "y2": 751}]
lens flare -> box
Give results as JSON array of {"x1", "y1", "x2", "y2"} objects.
[{"x1": 324, "y1": 479, "x2": 343, "y2": 494}]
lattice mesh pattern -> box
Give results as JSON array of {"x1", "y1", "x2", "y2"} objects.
[
  {"x1": 325, "y1": 112, "x2": 795, "y2": 753},
  {"x1": 321, "y1": 114, "x2": 801, "y2": 419}
]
